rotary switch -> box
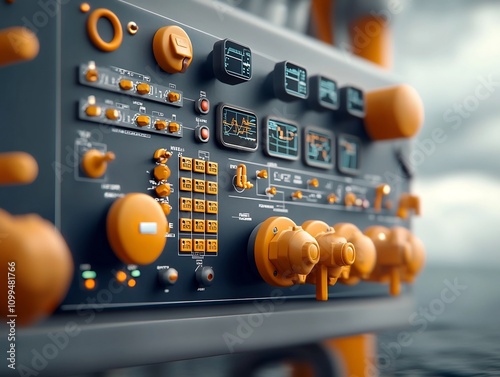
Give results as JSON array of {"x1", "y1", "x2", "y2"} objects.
[
  {"x1": 364, "y1": 226, "x2": 425, "y2": 295},
  {"x1": 249, "y1": 217, "x2": 320, "y2": 287},
  {"x1": 333, "y1": 223, "x2": 377, "y2": 285},
  {"x1": 81, "y1": 149, "x2": 115, "y2": 178},
  {"x1": 0, "y1": 210, "x2": 73, "y2": 325},
  {"x1": 302, "y1": 221, "x2": 355, "y2": 301},
  {"x1": 153, "y1": 25, "x2": 193, "y2": 74},
  {"x1": 107, "y1": 193, "x2": 168, "y2": 265},
  {"x1": 365, "y1": 84, "x2": 424, "y2": 140}
]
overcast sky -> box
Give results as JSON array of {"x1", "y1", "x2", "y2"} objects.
[{"x1": 391, "y1": 0, "x2": 500, "y2": 267}]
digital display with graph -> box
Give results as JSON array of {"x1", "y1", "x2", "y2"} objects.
[
  {"x1": 304, "y1": 126, "x2": 334, "y2": 169},
  {"x1": 265, "y1": 117, "x2": 299, "y2": 160},
  {"x1": 218, "y1": 104, "x2": 258, "y2": 151}
]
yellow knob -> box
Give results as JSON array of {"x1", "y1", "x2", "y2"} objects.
[
  {"x1": 154, "y1": 165, "x2": 171, "y2": 181},
  {"x1": 0, "y1": 152, "x2": 38, "y2": 185},
  {"x1": 267, "y1": 187, "x2": 277, "y2": 196},
  {"x1": 107, "y1": 193, "x2": 167, "y2": 265},
  {"x1": 153, "y1": 25, "x2": 193, "y2": 74},
  {"x1": 0, "y1": 210, "x2": 73, "y2": 325},
  {"x1": 257, "y1": 170, "x2": 268, "y2": 179},
  {"x1": 82, "y1": 149, "x2": 115, "y2": 178},
  {"x1": 251, "y1": 217, "x2": 320, "y2": 287},
  {"x1": 365, "y1": 84, "x2": 424, "y2": 141},
  {"x1": 0, "y1": 27, "x2": 39, "y2": 67},
  {"x1": 308, "y1": 178, "x2": 319, "y2": 188},
  {"x1": 291, "y1": 191, "x2": 303, "y2": 200}
]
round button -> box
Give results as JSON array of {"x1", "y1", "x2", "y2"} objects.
[
  {"x1": 0, "y1": 27, "x2": 39, "y2": 67},
  {"x1": 365, "y1": 84, "x2": 424, "y2": 140},
  {"x1": 107, "y1": 193, "x2": 167, "y2": 265}
]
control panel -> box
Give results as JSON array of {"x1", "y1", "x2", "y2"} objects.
[{"x1": 0, "y1": 0, "x2": 425, "y2": 325}]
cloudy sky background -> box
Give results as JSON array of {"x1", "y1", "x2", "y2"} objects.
[{"x1": 391, "y1": 0, "x2": 500, "y2": 268}]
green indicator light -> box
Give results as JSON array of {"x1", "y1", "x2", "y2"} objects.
[
  {"x1": 82, "y1": 270, "x2": 96, "y2": 279},
  {"x1": 131, "y1": 270, "x2": 141, "y2": 278}
]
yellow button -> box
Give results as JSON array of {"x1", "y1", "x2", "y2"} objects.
[
  {"x1": 179, "y1": 218, "x2": 192, "y2": 232},
  {"x1": 136, "y1": 115, "x2": 150, "y2": 127},
  {"x1": 206, "y1": 201, "x2": 218, "y2": 214},
  {"x1": 119, "y1": 79, "x2": 134, "y2": 91},
  {"x1": 168, "y1": 122, "x2": 180, "y2": 133},
  {"x1": 105, "y1": 108, "x2": 120, "y2": 120},
  {"x1": 206, "y1": 239, "x2": 218, "y2": 253},
  {"x1": 180, "y1": 177, "x2": 192, "y2": 191},
  {"x1": 116, "y1": 271, "x2": 127, "y2": 283},
  {"x1": 155, "y1": 120, "x2": 167, "y2": 130},
  {"x1": 193, "y1": 239, "x2": 205, "y2": 252},
  {"x1": 106, "y1": 193, "x2": 167, "y2": 265},
  {"x1": 180, "y1": 238, "x2": 192, "y2": 252},
  {"x1": 193, "y1": 199, "x2": 206, "y2": 213},
  {"x1": 86, "y1": 69, "x2": 99, "y2": 82},
  {"x1": 179, "y1": 156, "x2": 192, "y2": 171},
  {"x1": 167, "y1": 91, "x2": 181, "y2": 102},
  {"x1": 193, "y1": 219, "x2": 205, "y2": 233},
  {"x1": 0, "y1": 152, "x2": 38, "y2": 185},
  {"x1": 155, "y1": 184, "x2": 171, "y2": 197},
  {"x1": 193, "y1": 159, "x2": 206, "y2": 173},
  {"x1": 180, "y1": 197, "x2": 192, "y2": 211},
  {"x1": 194, "y1": 179, "x2": 205, "y2": 193},
  {"x1": 136, "y1": 82, "x2": 150, "y2": 95},
  {"x1": 206, "y1": 181, "x2": 218, "y2": 195},
  {"x1": 85, "y1": 105, "x2": 102, "y2": 117},
  {"x1": 206, "y1": 161, "x2": 218, "y2": 175},
  {"x1": 206, "y1": 220, "x2": 218, "y2": 234},
  {"x1": 84, "y1": 279, "x2": 96, "y2": 290}
]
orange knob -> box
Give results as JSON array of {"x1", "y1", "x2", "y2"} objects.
[
  {"x1": 344, "y1": 192, "x2": 356, "y2": 207},
  {"x1": 302, "y1": 221, "x2": 356, "y2": 301},
  {"x1": 365, "y1": 84, "x2": 424, "y2": 141},
  {"x1": 397, "y1": 193, "x2": 421, "y2": 219},
  {"x1": 153, "y1": 25, "x2": 193, "y2": 74},
  {"x1": 0, "y1": 27, "x2": 39, "y2": 67},
  {"x1": 251, "y1": 217, "x2": 320, "y2": 287},
  {"x1": 0, "y1": 210, "x2": 73, "y2": 325},
  {"x1": 82, "y1": 149, "x2": 115, "y2": 178},
  {"x1": 364, "y1": 226, "x2": 425, "y2": 295},
  {"x1": 0, "y1": 152, "x2": 38, "y2": 185},
  {"x1": 107, "y1": 193, "x2": 168, "y2": 265},
  {"x1": 333, "y1": 223, "x2": 377, "y2": 284},
  {"x1": 154, "y1": 165, "x2": 171, "y2": 181}
]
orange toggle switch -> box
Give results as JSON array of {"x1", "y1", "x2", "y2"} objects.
[
  {"x1": 81, "y1": 149, "x2": 115, "y2": 178},
  {"x1": 291, "y1": 191, "x2": 303, "y2": 200},
  {"x1": 0, "y1": 27, "x2": 39, "y2": 67},
  {"x1": 396, "y1": 193, "x2": 421, "y2": 219},
  {"x1": 0, "y1": 152, "x2": 38, "y2": 185},
  {"x1": 153, "y1": 149, "x2": 172, "y2": 164},
  {"x1": 235, "y1": 164, "x2": 253, "y2": 189},
  {"x1": 374, "y1": 184, "x2": 391, "y2": 212},
  {"x1": 344, "y1": 192, "x2": 356, "y2": 207},
  {"x1": 302, "y1": 221, "x2": 356, "y2": 301}
]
